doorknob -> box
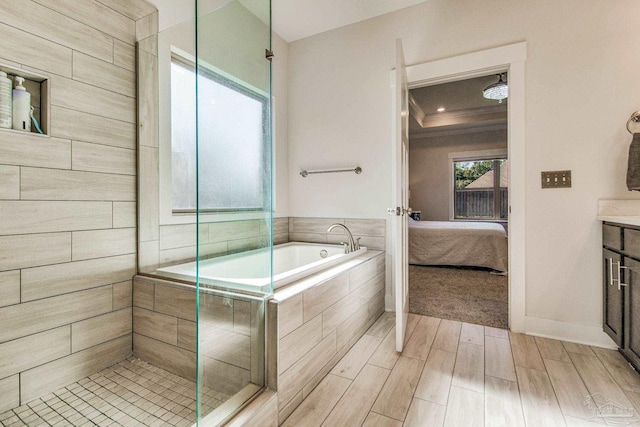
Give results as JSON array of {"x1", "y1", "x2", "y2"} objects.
[
  {"x1": 388, "y1": 207, "x2": 413, "y2": 216},
  {"x1": 387, "y1": 207, "x2": 402, "y2": 216}
]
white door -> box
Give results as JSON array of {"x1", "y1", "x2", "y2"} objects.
[{"x1": 390, "y1": 39, "x2": 410, "y2": 352}]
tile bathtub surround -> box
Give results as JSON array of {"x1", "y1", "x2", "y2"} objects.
[
  {"x1": 289, "y1": 217, "x2": 386, "y2": 251},
  {"x1": 268, "y1": 251, "x2": 386, "y2": 423},
  {"x1": 132, "y1": 275, "x2": 265, "y2": 411},
  {"x1": 0, "y1": 0, "x2": 157, "y2": 409},
  {"x1": 143, "y1": 216, "x2": 381, "y2": 273},
  {"x1": 151, "y1": 217, "x2": 290, "y2": 270}
]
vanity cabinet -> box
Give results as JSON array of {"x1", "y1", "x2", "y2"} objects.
[{"x1": 602, "y1": 222, "x2": 640, "y2": 369}]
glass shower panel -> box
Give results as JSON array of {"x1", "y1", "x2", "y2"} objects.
[{"x1": 195, "y1": 0, "x2": 272, "y2": 424}]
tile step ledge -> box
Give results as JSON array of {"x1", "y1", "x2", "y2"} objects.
[{"x1": 224, "y1": 389, "x2": 277, "y2": 427}]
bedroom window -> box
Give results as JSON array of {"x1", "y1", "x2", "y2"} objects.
[
  {"x1": 453, "y1": 158, "x2": 508, "y2": 220},
  {"x1": 170, "y1": 57, "x2": 269, "y2": 213}
]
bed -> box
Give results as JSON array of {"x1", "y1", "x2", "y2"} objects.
[{"x1": 408, "y1": 218, "x2": 508, "y2": 272}]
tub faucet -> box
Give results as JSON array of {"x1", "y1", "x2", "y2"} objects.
[{"x1": 327, "y1": 223, "x2": 360, "y2": 253}]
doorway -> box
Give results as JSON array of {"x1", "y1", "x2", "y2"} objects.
[
  {"x1": 407, "y1": 74, "x2": 509, "y2": 328},
  {"x1": 393, "y1": 42, "x2": 527, "y2": 332}
]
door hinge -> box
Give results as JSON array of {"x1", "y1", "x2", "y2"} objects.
[{"x1": 265, "y1": 49, "x2": 274, "y2": 62}]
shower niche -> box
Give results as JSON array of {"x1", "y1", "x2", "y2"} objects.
[{"x1": 0, "y1": 62, "x2": 49, "y2": 137}]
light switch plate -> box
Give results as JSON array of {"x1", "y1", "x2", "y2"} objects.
[{"x1": 541, "y1": 170, "x2": 571, "y2": 188}]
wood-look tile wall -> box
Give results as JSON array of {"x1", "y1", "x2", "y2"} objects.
[
  {"x1": 132, "y1": 275, "x2": 265, "y2": 397},
  {"x1": 153, "y1": 218, "x2": 290, "y2": 269},
  {"x1": 0, "y1": 0, "x2": 156, "y2": 411},
  {"x1": 142, "y1": 215, "x2": 381, "y2": 273},
  {"x1": 289, "y1": 217, "x2": 386, "y2": 251},
  {"x1": 268, "y1": 252, "x2": 386, "y2": 423}
]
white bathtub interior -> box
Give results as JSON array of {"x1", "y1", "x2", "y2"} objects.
[{"x1": 155, "y1": 242, "x2": 367, "y2": 293}]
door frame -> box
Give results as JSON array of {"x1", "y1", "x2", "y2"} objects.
[{"x1": 404, "y1": 42, "x2": 527, "y2": 331}]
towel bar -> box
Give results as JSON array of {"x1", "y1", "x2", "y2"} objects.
[
  {"x1": 627, "y1": 111, "x2": 640, "y2": 134},
  {"x1": 300, "y1": 166, "x2": 362, "y2": 178}
]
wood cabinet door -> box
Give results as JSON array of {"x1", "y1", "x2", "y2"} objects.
[
  {"x1": 625, "y1": 228, "x2": 640, "y2": 259},
  {"x1": 624, "y1": 257, "x2": 640, "y2": 366},
  {"x1": 604, "y1": 249, "x2": 623, "y2": 346}
]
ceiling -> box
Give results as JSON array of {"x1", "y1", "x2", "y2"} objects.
[
  {"x1": 147, "y1": 0, "x2": 427, "y2": 42},
  {"x1": 271, "y1": 0, "x2": 427, "y2": 42},
  {"x1": 409, "y1": 75, "x2": 508, "y2": 138}
]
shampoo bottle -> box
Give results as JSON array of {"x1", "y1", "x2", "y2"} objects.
[
  {"x1": 0, "y1": 72, "x2": 11, "y2": 129},
  {"x1": 12, "y1": 76, "x2": 31, "y2": 132}
]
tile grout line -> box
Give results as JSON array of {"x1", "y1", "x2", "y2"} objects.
[
  {"x1": 398, "y1": 316, "x2": 438, "y2": 423},
  {"x1": 569, "y1": 347, "x2": 619, "y2": 421},
  {"x1": 590, "y1": 345, "x2": 639, "y2": 402},
  {"x1": 321, "y1": 313, "x2": 398, "y2": 427},
  {"x1": 360, "y1": 361, "x2": 392, "y2": 426},
  {"x1": 90, "y1": 359, "x2": 195, "y2": 424},
  {"x1": 306, "y1": 373, "x2": 352, "y2": 427},
  {"x1": 507, "y1": 331, "x2": 530, "y2": 427},
  {"x1": 540, "y1": 356, "x2": 596, "y2": 423},
  {"x1": 398, "y1": 321, "x2": 433, "y2": 423},
  {"x1": 439, "y1": 316, "x2": 459, "y2": 426},
  {"x1": 2, "y1": 358, "x2": 204, "y2": 427},
  {"x1": 27, "y1": 0, "x2": 138, "y2": 48}
]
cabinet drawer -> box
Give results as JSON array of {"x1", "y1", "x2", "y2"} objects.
[
  {"x1": 604, "y1": 224, "x2": 622, "y2": 250},
  {"x1": 625, "y1": 228, "x2": 640, "y2": 259}
]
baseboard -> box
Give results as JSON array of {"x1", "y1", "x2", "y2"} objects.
[
  {"x1": 523, "y1": 315, "x2": 617, "y2": 349},
  {"x1": 388, "y1": 297, "x2": 616, "y2": 349}
]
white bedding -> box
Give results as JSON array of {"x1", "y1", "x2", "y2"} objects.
[{"x1": 408, "y1": 218, "x2": 508, "y2": 272}]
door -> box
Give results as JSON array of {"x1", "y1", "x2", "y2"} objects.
[
  {"x1": 624, "y1": 257, "x2": 640, "y2": 366},
  {"x1": 391, "y1": 39, "x2": 410, "y2": 352},
  {"x1": 603, "y1": 249, "x2": 623, "y2": 346}
]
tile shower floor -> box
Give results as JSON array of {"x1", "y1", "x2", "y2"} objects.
[{"x1": 0, "y1": 358, "x2": 230, "y2": 427}]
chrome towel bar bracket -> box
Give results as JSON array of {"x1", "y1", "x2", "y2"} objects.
[
  {"x1": 300, "y1": 166, "x2": 362, "y2": 178},
  {"x1": 627, "y1": 111, "x2": 640, "y2": 134}
]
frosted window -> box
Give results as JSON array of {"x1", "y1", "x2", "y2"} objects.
[{"x1": 171, "y1": 60, "x2": 268, "y2": 211}]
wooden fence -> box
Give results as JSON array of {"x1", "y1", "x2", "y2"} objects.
[{"x1": 455, "y1": 188, "x2": 508, "y2": 219}]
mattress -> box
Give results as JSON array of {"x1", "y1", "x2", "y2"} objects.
[{"x1": 408, "y1": 218, "x2": 508, "y2": 272}]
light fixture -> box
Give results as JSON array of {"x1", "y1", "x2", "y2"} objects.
[
  {"x1": 482, "y1": 73, "x2": 508, "y2": 103},
  {"x1": 437, "y1": 107, "x2": 446, "y2": 112}
]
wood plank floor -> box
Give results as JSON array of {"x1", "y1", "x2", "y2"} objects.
[{"x1": 285, "y1": 312, "x2": 640, "y2": 427}]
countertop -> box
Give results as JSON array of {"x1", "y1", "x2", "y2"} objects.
[
  {"x1": 597, "y1": 199, "x2": 640, "y2": 226},
  {"x1": 596, "y1": 215, "x2": 640, "y2": 227}
]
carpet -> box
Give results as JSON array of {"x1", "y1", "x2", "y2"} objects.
[{"x1": 409, "y1": 265, "x2": 508, "y2": 329}]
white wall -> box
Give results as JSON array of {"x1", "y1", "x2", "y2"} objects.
[
  {"x1": 409, "y1": 130, "x2": 507, "y2": 221},
  {"x1": 287, "y1": 0, "x2": 640, "y2": 330}
]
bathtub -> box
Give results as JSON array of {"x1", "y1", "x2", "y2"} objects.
[{"x1": 155, "y1": 242, "x2": 367, "y2": 293}]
